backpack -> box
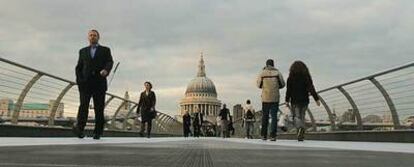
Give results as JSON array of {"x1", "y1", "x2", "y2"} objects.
[{"x1": 245, "y1": 110, "x2": 254, "y2": 119}]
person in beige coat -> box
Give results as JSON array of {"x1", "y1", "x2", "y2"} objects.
[{"x1": 257, "y1": 59, "x2": 285, "y2": 141}]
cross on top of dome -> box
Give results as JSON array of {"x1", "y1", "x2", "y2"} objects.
[{"x1": 197, "y1": 52, "x2": 206, "y2": 77}]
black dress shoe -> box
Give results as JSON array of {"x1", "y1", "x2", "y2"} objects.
[
  {"x1": 93, "y1": 134, "x2": 101, "y2": 140},
  {"x1": 72, "y1": 126, "x2": 85, "y2": 139}
]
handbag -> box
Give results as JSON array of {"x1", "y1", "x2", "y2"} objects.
[{"x1": 150, "y1": 109, "x2": 157, "y2": 119}]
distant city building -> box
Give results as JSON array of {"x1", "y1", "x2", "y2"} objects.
[
  {"x1": 233, "y1": 104, "x2": 243, "y2": 121},
  {"x1": 0, "y1": 98, "x2": 13, "y2": 117},
  {"x1": 382, "y1": 113, "x2": 393, "y2": 124},
  {"x1": 403, "y1": 116, "x2": 414, "y2": 128},
  {"x1": 0, "y1": 98, "x2": 64, "y2": 118},
  {"x1": 340, "y1": 109, "x2": 356, "y2": 123},
  {"x1": 179, "y1": 53, "x2": 222, "y2": 124},
  {"x1": 362, "y1": 114, "x2": 383, "y2": 123}
]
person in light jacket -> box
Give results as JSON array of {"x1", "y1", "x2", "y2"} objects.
[
  {"x1": 243, "y1": 99, "x2": 256, "y2": 139},
  {"x1": 257, "y1": 59, "x2": 285, "y2": 141}
]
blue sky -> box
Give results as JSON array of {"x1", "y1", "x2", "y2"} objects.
[{"x1": 0, "y1": 0, "x2": 413, "y2": 116}]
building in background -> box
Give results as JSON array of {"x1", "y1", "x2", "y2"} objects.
[
  {"x1": 340, "y1": 109, "x2": 356, "y2": 123},
  {"x1": 0, "y1": 98, "x2": 64, "y2": 118},
  {"x1": 232, "y1": 104, "x2": 243, "y2": 121}
]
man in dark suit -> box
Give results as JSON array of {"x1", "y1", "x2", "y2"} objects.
[
  {"x1": 192, "y1": 107, "x2": 203, "y2": 137},
  {"x1": 74, "y1": 29, "x2": 114, "y2": 140}
]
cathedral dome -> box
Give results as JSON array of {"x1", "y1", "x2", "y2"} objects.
[
  {"x1": 185, "y1": 77, "x2": 217, "y2": 95},
  {"x1": 184, "y1": 54, "x2": 217, "y2": 96}
]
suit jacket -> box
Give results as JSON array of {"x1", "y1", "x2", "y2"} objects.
[
  {"x1": 183, "y1": 114, "x2": 192, "y2": 127},
  {"x1": 75, "y1": 45, "x2": 114, "y2": 92},
  {"x1": 137, "y1": 91, "x2": 156, "y2": 122}
]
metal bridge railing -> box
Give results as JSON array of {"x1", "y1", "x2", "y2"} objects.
[
  {"x1": 305, "y1": 61, "x2": 414, "y2": 131},
  {"x1": 0, "y1": 57, "x2": 182, "y2": 135}
]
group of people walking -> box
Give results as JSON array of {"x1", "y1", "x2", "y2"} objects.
[
  {"x1": 182, "y1": 104, "x2": 235, "y2": 138},
  {"x1": 73, "y1": 29, "x2": 320, "y2": 142},
  {"x1": 182, "y1": 107, "x2": 204, "y2": 138}
]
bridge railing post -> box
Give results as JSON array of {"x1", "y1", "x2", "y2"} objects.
[
  {"x1": 11, "y1": 73, "x2": 43, "y2": 124},
  {"x1": 318, "y1": 95, "x2": 337, "y2": 131},
  {"x1": 110, "y1": 100, "x2": 127, "y2": 130},
  {"x1": 306, "y1": 108, "x2": 317, "y2": 131},
  {"x1": 122, "y1": 104, "x2": 138, "y2": 130},
  {"x1": 369, "y1": 77, "x2": 401, "y2": 129},
  {"x1": 337, "y1": 86, "x2": 363, "y2": 130},
  {"x1": 48, "y1": 83, "x2": 74, "y2": 126}
]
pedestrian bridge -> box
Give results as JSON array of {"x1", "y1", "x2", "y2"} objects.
[
  {"x1": 0, "y1": 137, "x2": 413, "y2": 167},
  {"x1": 1, "y1": 57, "x2": 414, "y2": 166}
]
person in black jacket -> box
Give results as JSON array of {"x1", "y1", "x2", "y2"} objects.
[
  {"x1": 192, "y1": 107, "x2": 203, "y2": 137},
  {"x1": 137, "y1": 81, "x2": 156, "y2": 138},
  {"x1": 183, "y1": 110, "x2": 192, "y2": 137},
  {"x1": 74, "y1": 29, "x2": 114, "y2": 140},
  {"x1": 285, "y1": 61, "x2": 320, "y2": 141},
  {"x1": 218, "y1": 104, "x2": 230, "y2": 138}
]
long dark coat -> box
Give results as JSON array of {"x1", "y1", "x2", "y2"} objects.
[{"x1": 136, "y1": 91, "x2": 156, "y2": 122}]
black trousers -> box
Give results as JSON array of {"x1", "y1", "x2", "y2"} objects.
[
  {"x1": 193, "y1": 124, "x2": 201, "y2": 137},
  {"x1": 140, "y1": 120, "x2": 152, "y2": 136},
  {"x1": 77, "y1": 87, "x2": 106, "y2": 135},
  {"x1": 183, "y1": 124, "x2": 191, "y2": 137}
]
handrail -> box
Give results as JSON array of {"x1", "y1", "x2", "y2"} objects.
[{"x1": 318, "y1": 61, "x2": 414, "y2": 93}]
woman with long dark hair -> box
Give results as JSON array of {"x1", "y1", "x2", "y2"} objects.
[
  {"x1": 137, "y1": 81, "x2": 156, "y2": 138},
  {"x1": 285, "y1": 61, "x2": 320, "y2": 141}
]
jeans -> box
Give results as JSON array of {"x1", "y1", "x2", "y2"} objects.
[
  {"x1": 245, "y1": 121, "x2": 254, "y2": 138},
  {"x1": 220, "y1": 120, "x2": 229, "y2": 138},
  {"x1": 291, "y1": 104, "x2": 308, "y2": 129},
  {"x1": 261, "y1": 102, "x2": 279, "y2": 138}
]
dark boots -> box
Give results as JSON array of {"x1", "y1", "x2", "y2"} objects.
[{"x1": 297, "y1": 128, "x2": 305, "y2": 141}]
